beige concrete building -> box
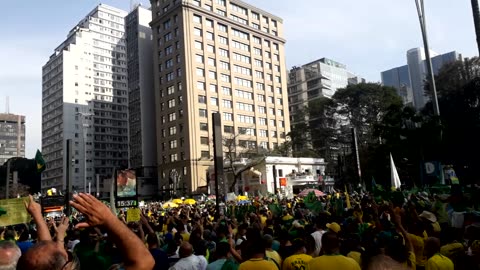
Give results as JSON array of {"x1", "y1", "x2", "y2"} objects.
[{"x1": 150, "y1": 0, "x2": 290, "y2": 195}]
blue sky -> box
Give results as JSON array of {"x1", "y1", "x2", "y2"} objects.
[{"x1": 0, "y1": 0, "x2": 477, "y2": 158}]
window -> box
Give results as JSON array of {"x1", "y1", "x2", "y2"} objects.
[
  {"x1": 205, "y1": 4, "x2": 213, "y2": 11},
  {"x1": 268, "y1": 96, "x2": 274, "y2": 103},
  {"x1": 275, "y1": 65, "x2": 280, "y2": 72},
  {"x1": 269, "y1": 107, "x2": 275, "y2": 115},
  {"x1": 201, "y1": 151, "x2": 210, "y2": 158},
  {"x1": 194, "y1": 28, "x2": 202, "y2": 37},
  {"x1": 264, "y1": 40, "x2": 270, "y2": 48},
  {"x1": 168, "y1": 99, "x2": 176, "y2": 108},
  {"x1": 224, "y1": 125, "x2": 234, "y2": 133},
  {"x1": 201, "y1": 137, "x2": 209, "y2": 145},
  {"x1": 266, "y1": 74, "x2": 273, "y2": 81},
  {"x1": 259, "y1": 118, "x2": 267, "y2": 125},
  {"x1": 232, "y1": 40, "x2": 249, "y2": 52},
  {"x1": 206, "y1": 19, "x2": 213, "y2": 27},
  {"x1": 164, "y1": 32, "x2": 172, "y2": 42},
  {"x1": 239, "y1": 140, "x2": 257, "y2": 149},
  {"x1": 177, "y1": 54, "x2": 181, "y2": 63},
  {"x1": 230, "y1": 14, "x2": 248, "y2": 25},
  {"x1": 192, "y1": 0, "x2": 200, "y2": 6},
  {"x1": 219, "y1": 36, "x2": 228, "y2": 44},
  {"x1": 170, "y1": 140, "x2": 178, "y2": 149},
  {"x1": 207, "y1": 45, "x2": 215, "y2": 53},
  {"x1": 235, "y1": 77, "x2": 252, "y2": 88},
  {"x1": 223, "y1": 112, "x2": 233, "y2": 121},
  {"x1": 263, "y1": 16, "x2": 269, "y2": 24},
  {"x1": 196, "y1": 68, "x2": 205, "y2": 77},
  {"x1": 220, "y1": 61, "x2": 230, "y2": 70},
  {"x1": 206, "y1": 31, "x2": 214, "y2": 40},
  {"x1": 237, "y1": 114, "x2": 255, "y2": 124},
  {"x1": 257, "y1": 94, "x2": 265, "y2": 102},
  {"x1": 233, "y1": 53, "x2": 250, "y2": 64},
  {"x1": 252, "y1": 23, "x2": 260, "y2": 29},
  {"x1": 255, "y1": 59, "x2": 263, "y2": 67},
  {"x1": 254, "y1": 48, "x2": 262, "y2": 55},
  {"x1": 259, "y1": 129, "x2": 267, "y2": 137},
  {"x1": 275, "y1": 76, "x2": 281, "y2": 83},
  {"x1": 178, "y1": 82, "x2": 183, "y2": 91},
  {"x1": 277, "y1": 98, "x2": 283, "y2": 105},
  {"x1": 252, "y1": 12, "x2": 259, "y2": 20},
  {"x1": 222, "y1": 86, "x2": 232, "y2": 96},
  {"x1": 208, "y1": 71, "x2": 216, "y2": 79},
  {"x1": 199, "y1": 109, "x2": 207, "y2": 117},
  {"x1": 200, "y1": 123, "x2": 208, "y2": 131},
  {"x1": 274, "y1": 54, "x2": 280, "y2": 61},
  {"x1": 230, "y1": 3, "x2": 247, "y2": 15},
  {"x1": 279, "y1": 120, "x2": 284, "y2": 128},
  {"x1": 266, "y1": 62, "x2": 272, "y2": 70},
  {"x1": 236, "y1": 102, "x2": 254, "y2": 112},
  {"x1": 272, "y1": 20, "x2": 278, "y2": 27},
  {"x1": 198, "y1": 95, "x2": 206, "y2": 103},
  {"x1": 220, "y1": 74, "x2": 230, "y2": 82},
  {"x1": 218, "y1": 23, "x2": 227, "y2": 32},
  {"x1": 235, "y1": 89, "x2": 253, "y2": 100},
  {"x1": 253, "y1": 36, "x2": 261, "y2": 44},
  {"x1": 232, "y1": 29, "x2": 249, "y2": 40},
  {"x1": 258, "y1": 106, "x2": 266, "y2": 114},
  {"x1": 166, "y1": 72, "x2": 174, "y2": 81},
  {"x1": 169, "y1": 126, "x2": 177, "y2": 135},
  {"x1": 265, "y1": 52, "x2": 271, "y2": 59},
  {"x1": 170, "y1": 154, "x2": 178, "y2": 162},
  {"x1": 194, "y1": 41, "x2": 203, "y2": 50},
  {"x1": 273, "y1": 43, "x2": 279, "y2": 51},
  {"x1": 238, "y1": 127, "x2": 256, "y2": 135},
  {"x1": 196, "y1": 54, "x2": 204, "y2": 63},
  {"x1": 255, "y1": 71, "x2": 263, "y2": 79},
  {"x1": 219, "y1": 48, "x2": 228, "y2": 57},
  {"x1": 217, "y1": 0, "x2": 226, "y2": 6},
  {"x1": 210, "y1": 84, "x2": 217, "y2": 93},
  {"x1": 222, "y1": 99, "x2": 232, "y2": 108},
  {"x1": 208, "y1": 58, "x2": 215, "y2": 66},
  {"x1": 210, "y1": 97, "x2": 218, "y2": 106},
  {"x1": 167, "y1": 85, "x2": 175, "y2": 95},
  {"x1": 166, "y1": 59, "x2": 173, "y2": 68},
  {"x1": 256, "y1": 82, "x2": 264, "y2": 90},
  {"x1": 234, "y1": 65, "x2": 251, "y2": 75},
  {"x1": 276, "y1": 87, "x2": 282, "y2": 94},
  {"x1": 270, "y1": 119, "x2": 276, "y2": 127},
  {"x1": 165, "y1": 45, "x2": 173, "y2": 55},
  {"x1": 193, "y1": 14, "x2": 202, "y2": 23},
  {"x1": 216, "y1": 9, "x2": 226, "y2": 16},
  {"x1": 163, "y1": 19, "x2": 172, "y2": 29},
  {"x1": 168, "y1": 112, "x2": 176, "y2": 122}
]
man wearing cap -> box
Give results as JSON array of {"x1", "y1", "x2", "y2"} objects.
[
  {"x1": 326, "y1": 222, "x2": 341, "y2": 234},
  {"x1": 308, "y1": 232, "x2": 360, "y2": 270}
]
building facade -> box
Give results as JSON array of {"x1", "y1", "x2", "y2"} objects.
[
  {"x1": 381, "y1": 48, "x2": 462, "y2": 109},
  {"x1": 126, "y1": 5, "x2": 158, "y2": 197},
  {"x1": 0, "y1": 113, "x2": 25, "y2": 165},
  {"x1": 150, "y1": 0, "x2": 290, "y2": 195},
  {"x1": 287, "y1": 58, "x2": 363, "y2": 126},
  {"x1": 42, "y1": 4, "x2": 128, "y2": 196}
]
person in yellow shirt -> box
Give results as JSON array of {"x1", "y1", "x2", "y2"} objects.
[
  {"x1": 264, "y1": 234, "x2": 282, "y2": 268},
  {"x1": 308, "y1": 232, "x2": 360, "y2": 270},
  {"x1": 425, "y1": 237, "x2": 454, "y2": 270},
  {"x1": 282, "y1": 239, "x2": 312, "y2": 270},
  {"x1": 239, "y1": 239, "x2": 277, "y2": 270}
]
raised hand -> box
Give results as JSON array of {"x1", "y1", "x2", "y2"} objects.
[
  {"x1": 70, "y1": 193, "x2": 115, "y2": 229},
  {"x1": 24, "y1": 195, "x2": 42, "y2": 218}
]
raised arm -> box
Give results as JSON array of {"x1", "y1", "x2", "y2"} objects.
[
  {"x1": 24, "y1": 195, "x2": 52, "y2": 241},
  {"x1": 70, "y1": 193, "x2": 154, "y2": 270}
]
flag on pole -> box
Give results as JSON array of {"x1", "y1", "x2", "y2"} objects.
[
  {"x1": 390, "y1": 153, "x2": 401, "y2": 190},
  {"x1": 345, "y1": 185, "x2": 351, "y2": 209},
  {"x1": 35, "y1": 150, "x2": 46, "y2": 173}
]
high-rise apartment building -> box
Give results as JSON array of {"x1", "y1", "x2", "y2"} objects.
[
  {"x1": 381, "y1": 48, "x2": 462, "y2": 109},
  {"x1": 0, "y1": 113, "x2": 25, "y2": 165},
  {"x1": 42, "y1": 4, "x2": 128, "y2": 196},
  {"x1": 287, "y1": 58, "x2": 363, "y2": 126},
  {"x1": 150, "y1": 0, "x2": 290, "y2": 195},
  {"x1": 126, "y1": 5, "x2": 158, "y2": 196}
]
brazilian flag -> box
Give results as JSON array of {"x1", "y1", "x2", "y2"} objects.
[{"x1": 35, "y1": 150, "x2": 46, "y2": 173}]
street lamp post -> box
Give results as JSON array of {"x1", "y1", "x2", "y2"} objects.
[
  {"x1": 76, "y1": 112, "x2": 93, "y2": 194},
  {"x1": 414, "y1": 0, "x2": 440, "y2": 116}
]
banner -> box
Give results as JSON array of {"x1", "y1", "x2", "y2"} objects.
[
  {"x1": 126, "y1": 208, "x2": 141, "y2": 223},
  {"x1": 116, "y1": 169, "x2": 137, "y2": 198},
  {"x1": 0, "y1": 197, "x2": 29, "y2": 226}
]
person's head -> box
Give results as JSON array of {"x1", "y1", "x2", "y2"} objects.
[
  {"x1": 368, "y1": 254, "x2": 406, "y2": 270},
  {"x1": 215, "y1": 242, "x2": 231, "y2": 259},
  {"x1": 178, "y1": 242, "x2": 193, "y2": 258},
  {"x1": 0, "y1": 240, "x2": 21, "y2": 270},
  {"x1": 321, "y1": 231, "x2": 340, "y2": 255},
  {"x1": 146, "y1": 232, "x2": 159, "y2": 248},
  {"x1": 3, "y1": 231, "x2": 15, "y2": 242},
  {"x1": 18, "y1": 230, "x2": 30, "y2": 242},
  {"x1": 292, "y1": 239, "x2": 307, "y2": 254},
  {"x1": 238, "y1": 224, "x2": 248, "y2": 236},
  {"x1": 263, "y1": 234, "x2": 274, "y2": 250},
  {"x1": 17, "y1": 240, "x2": 80, "y2": 270},
  {"x1": 193, "y1": 240, "x2": 207, "y2": 256},
  {"x1": 425, "y1": 237, "x2": 441, "y2": 259}
]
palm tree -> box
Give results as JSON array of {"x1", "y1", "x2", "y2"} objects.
[{"x1": 472, "y1": 0, "x2": 480, "y2": 55}]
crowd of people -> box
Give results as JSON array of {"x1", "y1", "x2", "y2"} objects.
[{"x1": 0, "y1": 187, "x2": 478, "y2": 269}]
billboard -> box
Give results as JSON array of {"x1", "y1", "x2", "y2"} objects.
[{"x1": 116, "y1": 169, "x2": 137, "y2": 198}]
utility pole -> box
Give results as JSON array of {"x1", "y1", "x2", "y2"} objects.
[
  {"x1": 415, "y1": 0, "x2": 440, "y2": 116},
  {"x1": 472, "y1": 0, "x2": 480, "y2": 55},
  {"x1": 212, "y1": 113, "x2": 224, "y2": 217}
]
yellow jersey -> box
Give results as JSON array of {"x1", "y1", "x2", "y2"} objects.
[
  {"x1": 282, "y1": 254, "x2": 312, "y2": 270},
  {"x1": 239, "y1": 258, "x2": 278, "y2": 270},
  {"x1": 308, "y1": 255, "x2": 360, "y2": 270},
  {"x1": 426, "y1": 254, "x2": 454, "y2": 270}
]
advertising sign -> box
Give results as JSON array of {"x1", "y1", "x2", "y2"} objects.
[{"x1": 115, "y1": 169, "x2": 138, "y2": 208}]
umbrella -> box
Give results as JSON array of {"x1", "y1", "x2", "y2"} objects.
[
  {"x1": 298, "y1": 189, "x2": 325, "y2": 198},
  {"x1": 207, "y1": 195, "x2": 216, "y2": 200},
  {"x1": 162, "y1": 202, "x2": 179, "y2": 208},
  {"x1": 172, "y1": 199, "x2": 183, "y2": 204},
  {"x1": 237, "y1": 195, "x2": 248, "y2": 201},
  {"x1": 184, "y1": 199, "x2": 196, "y2": 205}
]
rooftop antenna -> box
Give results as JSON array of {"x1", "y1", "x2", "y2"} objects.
[{"x1": 5, "y1": 96, "x2": 9, "y2": 114}]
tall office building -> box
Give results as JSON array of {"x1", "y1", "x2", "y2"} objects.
[
  {"x1": 150, "y1": 0, "x2": 290, "y2": 194},
  {"x1": 42, "y1": 4, "x2": 128, "y2": 196},
  {"x1": 287, "y1": 58, "x2": 364, "y2": 126},
  {"x1": 0, "y1": 113, "x2": 25, "y2": 165},
  {"x1": 381, "y1": 48, "x2": 462, "y2": 109}
]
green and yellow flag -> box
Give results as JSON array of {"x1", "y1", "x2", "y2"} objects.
[{"x1": 35, "y1": 150, "x2": 46, "y2": 173}]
